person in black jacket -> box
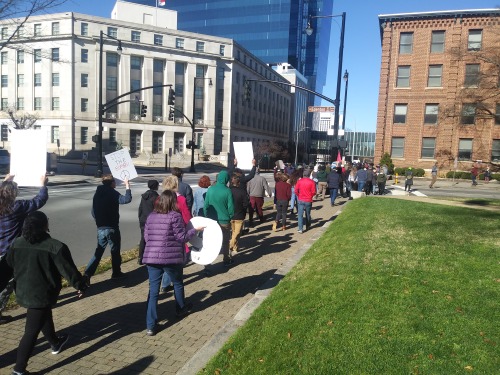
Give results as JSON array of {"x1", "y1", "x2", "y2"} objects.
[
  {"x1": 84, "y1": 174, "x2": 132, "y2": 280},
  {"x1": 171, "y1": 167, "x2": 193, "y2": 212},
  {"x1": 7, "y1": 211, "x2": 88, "y2": 375},
  {"x1": 229, "y1": 174, "x2": 249, "y2": 254},
  {"x1": 137, "y1": 180, "x2": 159, "y2": 265}
]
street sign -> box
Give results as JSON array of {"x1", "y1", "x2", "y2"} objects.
[{"x1": 308, "y1": 106, "x2": 335, "y2": 112}]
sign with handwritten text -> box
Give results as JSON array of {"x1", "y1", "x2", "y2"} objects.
[{"x1": 104, "y1": 148, "x2": 138, "y2": 181}]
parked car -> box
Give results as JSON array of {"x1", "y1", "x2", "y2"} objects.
[{"x1": 0, "y1": 149, "x2": 10, "y2": 173}]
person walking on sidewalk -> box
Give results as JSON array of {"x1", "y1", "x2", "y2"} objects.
[
  {"x1": 288, "y1": 169, "x2": 302, "y2": 215},
  {"x1": 315, "y1": 165, "x2": 329, "y2": 200},
  {"x1": 138, "y1": 180, "x2": 159, "y2": 265},
  {"x1": 7, "y1": 211, "x2": 88, "y2": 375},
  {"x1": 192, "y1": 175, "x2": 211, "y2": 217},
  {"x1": 230, "y1": 174, "x2": 248, "y2": 253},
  {"x1": 84, "y1": 175, "x2": 132, "y2": 281},
  {"x1": 376, "y1": 169, "x2": 387, "y2": 195},
  {"x1": 247, "y1": 169, "x2": 272, "y2": 225},
  {"x1": 171, "y1": 167, "x2": 193, "y2": 212},
  {"x1": 471, "y1": 165, "x2": 479, "y2": 186},
  {"x1": 483, "y1": 166, "x2": 491, "y2": 183},
  {"x1": 326, "y1": 168, "x2": 341, "y2": 206},
  {"x1": 429, "y1": 162, "x2": 438, "y2": 188},
  {"x1": 295, "y1": 169, "x2": 316, "y2": 233},
  {"x1": 405, "y1": 167, "x2": 414, "y2": 192},
  {"x1": 273, "y1": 173, "x2": 292, "y2": 231},
  {"x1": 204, "y1": 170, "x2": 234, "y2": 265},
  {"x1": 356, "y1": 166, "x2": 367, "y2": 192},
  {"x1": 143, "y1": 191, "x2": 204, "y2": 336},
  {"x1": 0, "y1": 174, "x2": 48, "y2": 325}
]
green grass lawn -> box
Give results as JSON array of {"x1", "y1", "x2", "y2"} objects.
[{"x1": 201, "y1": 199, "x2": 500, "y2": 375}]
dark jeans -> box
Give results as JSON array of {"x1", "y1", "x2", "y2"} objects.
[
  {"x1": 377, "y1": 182, "x2": 386, "y2": 195},
  {"x1": 146, "y1": 264, "x2": 185, "y2": 330},
  {"x1": 297, "y1": 200, "x2": 312, "y2": 232},
  {"x1": 275, "y1": 200, "x2": 288, "y2": 228},
  {"x1": 14, "y1": 307, "x2": 59, "y2": 373},
  {"x1": 85, "y1": 227, "x2": 122, "y2": 277},
  {"x1": 138, "y1": 224, "x2": 146, "y2": 264},
  {"x1": 329, "y1": 188, "x2": 339, "y2": 205}
]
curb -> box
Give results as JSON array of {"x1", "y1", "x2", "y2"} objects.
[{"x1": 177, "y1": 207, "x2": 343, "y2": 375}]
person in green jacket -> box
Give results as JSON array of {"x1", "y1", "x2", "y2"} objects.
[
  {"x1": 204, "y1": 170, "x2": 234, "y2": 265},
  {"x1": 7, "y1": 211, "x2": 88, "y2": 375}
]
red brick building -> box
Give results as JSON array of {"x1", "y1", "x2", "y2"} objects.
[{"x1": 376, "y1": 9, "x2": 500, "y2": 173}]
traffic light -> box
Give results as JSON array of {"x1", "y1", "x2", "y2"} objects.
[
  {"x1": 168, "y1": 106, "x2": 175, "y2": 121},
  {"x1": 168, "y1": 88, "x2": 175, "y2": 105},
  {"x1": 244, "y1": 81, "x2": 251, "y2": 102},
  {"x1": 140, "y1": 104, "x2": 147, "y2": 117}
]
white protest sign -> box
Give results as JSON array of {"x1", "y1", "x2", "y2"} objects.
[
  {"x1": 104, "y1": 148, "x2": 138, "y2": 181},
  {"x1": 10, "y1": 129, "x2": 47, "y2": 186},
  {"x1": 188, "y1": 216, "x2": 222, "y2": 265},
  {"x1": 233, "y1": 142, "x2": 254, "y2": 170}
]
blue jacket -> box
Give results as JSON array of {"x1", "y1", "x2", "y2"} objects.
[
  {"x1": 143, "y1": 211, "x2": 196, "y2": 265},
  {"x1": 0, "y1": 186, "x2": 48, "y2": 256}
]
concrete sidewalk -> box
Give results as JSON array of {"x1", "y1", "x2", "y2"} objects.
[{"x1": 0, "y1": 196, "x2": 346, "y2": 375}]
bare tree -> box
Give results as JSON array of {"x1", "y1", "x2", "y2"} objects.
[
  {"x1": 2, "y1": 107, "x2": 38, "y2": 129},
  {"x1": 0, "y1": 0, "x2": 68, "y2": 52}
]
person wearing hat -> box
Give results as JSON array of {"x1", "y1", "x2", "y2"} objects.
[
  {"x1": 405, "y1": 167, "x2": 414, "y2": 192},
  {"x1": 138, "y1": 180, "x2": 160, "y2": 265}
]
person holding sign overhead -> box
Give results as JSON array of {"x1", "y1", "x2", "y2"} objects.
[{"x1": 84, "y1": 175, "x2": 132, "y2": 281}]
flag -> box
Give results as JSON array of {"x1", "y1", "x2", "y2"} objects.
[{"x1": 158, "y1": 0, "x2": 166, "y2": 6}]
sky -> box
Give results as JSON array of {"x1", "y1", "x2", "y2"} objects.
[{"x1": 48, "y1": 0, "x2": 500, "y2": 132}]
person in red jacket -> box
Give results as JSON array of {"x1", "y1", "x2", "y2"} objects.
[
  {"x1": 294, "y1": 169, "x2": 316, "y2": 233},
  {"x1": 273, "y1": 173, "x2": 292, "y2": 231}
]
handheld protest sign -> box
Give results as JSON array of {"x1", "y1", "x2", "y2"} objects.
[
  {"x1": 188, "y1": 216, "x2": 222, "y2": 265},
  {"x1": 104, "y1": 148, "x2": 138, "y2": 181}
]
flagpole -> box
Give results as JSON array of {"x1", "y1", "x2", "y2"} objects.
[{"x1": 155, "y1": 0, "x2": 158, "y2": 27}]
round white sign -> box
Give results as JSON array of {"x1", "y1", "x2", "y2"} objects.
[{"x1": 188, "y1": 216, "x2": 222, "y2": 265}]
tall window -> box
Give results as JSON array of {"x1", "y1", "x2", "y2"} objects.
[
  {"x1": 34, "y1": 49, "x2": 41, "y2": 63},
  {"x1": 130, "y1": 56, "x2": 143, "y2": 118},
  {"x1": 468, "y1": 30, "x2": 482, "y2": 51},
  {"x1": 174, "y1": 62, "x2": 185, "y2": 118},
  {"x1": 393, "y1": 104, "x2": 408, "y2": 124},
  {"x1": 81, "y1": 98, "x2": 88, "y2": 112},
  {"x1": 196, "y1": 41, "x2": 205, "y2": 52},
  {"x1": 461, "y1": 104, "x2": 476, "y2": 124},
  {"x1": 176, "y1": 38, "x2": 184, "y2": 49},
  {"x1": 1, "y1": 98, "x2": 7, "y2": 110},
  {"x1": 52, "y1": 73, "x2": 59, "y2": 86},
  {"x1": 81, "y1": 23, "x2": 88, "y2": 36},
  {"x1": 1, "y1": 75, "x2": 7, "y2": 88},
  {"x1": 51, "y1": 126, "x2": 59, "y2": 143},
  {"x1": 51, "y1": 48, "x2": 59, "y2": 62},
  {"x1": 34, "y1": 73, "x2": 42, "y2": 87},
  {"x1": 1, "y1": 52, "x2": 7, "y2": 64},
  {"x1": 81, "y1": 127, "x2": 88, "y2": 144},
  {"x1": 153, "y1": 59, "x2": 164, "y2": 118},
  {"x1": 81, "y1": 49, "x2": 88, "y2": 63},
  {"x1": 34, "y1": 24, "x2": 41, "y2": 36},
  {"x1": 458, "y1": 139, "x2": 473, "y2": 160},
  {"x1": 17, "y1": 51, "x2": 24, "y2": 64},
  {"x1": 396, "y1": 66, "x2": 410, "y2": 87},
  {"x1": 107, "y1": 27, "x2": 117, "y2": 38},
  {"x1": 391, "y1": 137, "x2": 405, "y2": 158},
  {"x1": 220, "y1": 45, "x2": 225, "y2": 56},
  {"x1": 428, "y1": 65, "x2": 443, "y2": 87},
  {"x1": 424, "y1": 104, "x2": 439, "y2": 124},
  {"x1": 131, "y1": 31, "x2": 141, "y2": 42},
  {"x1": 421, "y1": 138, "x2": 436, "y2": 159},
  {"x1": 81, "y1": 73, "x2": 88, "y2": 87},
  {"x1": 496, "y1": 104, "x2": 500, "y2": 125},
  {"x1": 464, "y1": 64, "x2": 480, "y2": 87},
  {"x1": 1, "y1": 125, "x2": 8, "y2": 141},
  {"x1": 399, "y1": 32, "x2": 413, "y2": 54},
  {"x1": 51, "y1": 22, "x2": 59, "y2": 35},
  {"x1": 17, "y1": 97, "x2": 24, "y2": 110},
  {"x1": 106, "y1": 52, "x2": 119, "y2": 115},
  {"x1": 431, "y1": 31, "x2": 445, "y2": 53},
  {"x1": 34, "y1": 97, "x2": 42, "y2": 110},
  {"x1": 1, "y1": 27, "x2": 8, "y2": 40},
  {"x1": 109, "y1": 128, "x2": 117, "y2": 146},
  {"x1": 51, "y1": 97, "x2": 60, "y2": 111},
  {"x1": 492, "y1": 140, "x2": 500, "y2": 162},
  {"x1": 154, "y1": 34, "x2": 163, "y2": 46},
  {"x1": 152, "y1": 131, "x2": 163, "y2": 153}
]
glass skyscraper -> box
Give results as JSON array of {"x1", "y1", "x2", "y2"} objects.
[{"x1": 124, "y1": 0, "x2": 332, "y2": 96}]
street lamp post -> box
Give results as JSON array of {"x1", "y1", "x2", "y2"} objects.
[
  {"x1": 294, "y1": 126, "x2": 310, "y2": 166},
  {"x1": 341, "y1": 70, "x2": 349, "y2": 131},
  {"x1": 96, "y1": 30, "x2": 122, "y2": 177},
  {"x1": 306, "y1": 12, "x2": 346, "y2": 161},
  {"x1": 190, "y1": 77, "x2": 213, "y2": 173}
]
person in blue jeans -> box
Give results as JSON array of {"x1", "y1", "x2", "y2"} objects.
[
  {"x1": 143, "y1": 191, "x2": 204, "y2": 336},
  {"x1": 294, "y1": 169, "x2": 316, "y2": 233},
  {"x1": 85, "y1": 175, "x2": 132, "y2": 280},
  {"x1": 327, "y1": 168, "x2": 341, "y2": 206}
]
